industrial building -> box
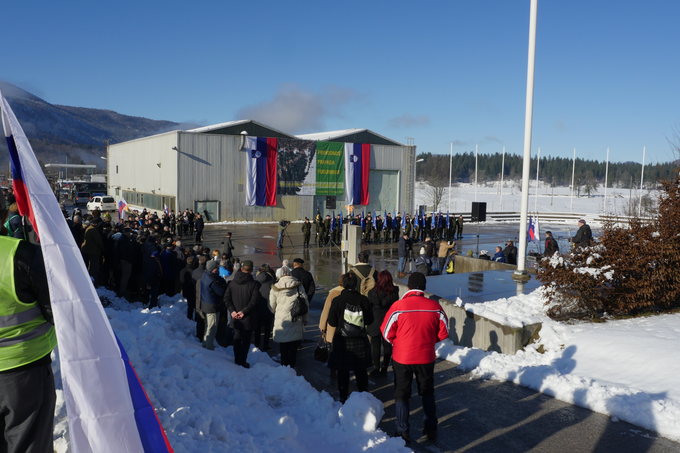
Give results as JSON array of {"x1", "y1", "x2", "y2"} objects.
[{"x1": 106, "y1": 120, "x2": 416, "y2": 222}]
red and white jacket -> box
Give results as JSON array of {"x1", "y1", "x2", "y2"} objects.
[{"x1": 380, "y1": 289, "x2": 449, "y2": 365}]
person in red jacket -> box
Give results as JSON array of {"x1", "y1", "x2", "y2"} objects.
[{"x1": 381, "y1": 272, "x2": 449, "y2": 444}]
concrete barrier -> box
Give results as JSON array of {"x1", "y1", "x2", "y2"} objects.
[
  {"x1": 394, "y1": 280, "x2": 541, "y2": 355},
  {"x1": 452, "y1": 255, "x2": 538, "y2": 275}
]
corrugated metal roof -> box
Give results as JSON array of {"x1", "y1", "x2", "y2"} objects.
[
  {"x1": 296, "y1": 129, "x2": 404, "y2": 146},
  {"x1": 186, "y1": 120, "x2": 297, "y2": 139}
]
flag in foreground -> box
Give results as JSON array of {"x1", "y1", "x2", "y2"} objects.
[
  {"x1": 344, "y1": 143, "x2": 370, "y2": 205},
  {"x1": 1, "y1": 91, "x2": 173, "y2": 453},
  {"x1": 244, "y1": 136, "x2": 278, "y2": 206}
]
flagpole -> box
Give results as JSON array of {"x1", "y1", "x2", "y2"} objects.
[
  {"x1": 534, "y1": 147, "x2": 540, "y2": 212},
  {"x1": 570, "y1": 148, "x2": 576, "y2": 211},
  {"x1": 448, "y1": 142, "x2": 452, "y2": 212},
  {"x1": 639, "y1": 146, "x2": 646, "y2": 216},
  {"x1": 475, "y1": 144, "x2": 478, "y2": 202},
  {"x1": 604, "y1": 147, "x2": 609, "y2": 216},
  {"x1": 514, "y1": 0, "x2": 538, "y2": 280},
  {"x1": 500, "y1": 146, "x2": 505, "y2": 211}
]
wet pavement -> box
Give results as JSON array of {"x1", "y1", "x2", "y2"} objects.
[{"x1": 189, "y1": 222, "x2": 680, "y2": 453}]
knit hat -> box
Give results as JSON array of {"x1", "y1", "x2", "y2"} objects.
[
  {"x1": 407, "y1": 272, "x2": 427, "y2": 291},
  {"x1": 206, "y1": 260, "x2": 219, "y2": 272}
]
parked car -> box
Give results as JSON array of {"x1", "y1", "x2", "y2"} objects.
[
  {"x1": 87, "y1": 196, "x2": 116, "y2": 212},
  {"x1": 74, "y1": 192, "x2": 91, "y2": 206}
]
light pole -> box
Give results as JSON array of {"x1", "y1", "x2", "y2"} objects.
[{"x1": 414, "y1": 158, "x2": 424, "y2": 214}]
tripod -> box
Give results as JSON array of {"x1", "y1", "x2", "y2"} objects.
[{"x1": 279, "y1": 224, "x2": 295, "y2": 251}]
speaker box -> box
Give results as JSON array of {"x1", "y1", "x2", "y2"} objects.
[
  {"x1": 471, "y1": 202, "x2": 486, "y2": 222},
  {"x1": 325, "y1": 196, "x2": 336, "y2": 209}
]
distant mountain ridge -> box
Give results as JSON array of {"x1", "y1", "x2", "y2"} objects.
[{"x1": 0, "y1": 81, "x2": 195, "y2": 169}]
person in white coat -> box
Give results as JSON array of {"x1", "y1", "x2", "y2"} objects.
[{"x1": 269, "y1": 267, "x2": 309, "y2": 367}]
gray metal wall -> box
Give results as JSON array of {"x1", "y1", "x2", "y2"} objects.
[{"x1": 112, "y1": 131, "x2": 414, "y2": 222}]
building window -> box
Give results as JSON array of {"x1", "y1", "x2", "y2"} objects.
[{"x1": 116, "y1": 165, "x2": 118, "y2": 174}]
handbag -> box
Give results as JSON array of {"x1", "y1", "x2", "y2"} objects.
[
  {"x1": 290, "y1": 286, "x2": 308, "y2": 320},
  {"x1": 313, "y1": 336, "x2": 330, "y2": 362}
]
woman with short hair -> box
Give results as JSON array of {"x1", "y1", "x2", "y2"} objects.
[{"x1": 326, "y1": 272, "x2": 374, "y2": 403}]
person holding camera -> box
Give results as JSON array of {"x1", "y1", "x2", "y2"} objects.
[{"x1": 277, "y1": 220, "x2": 290, "y2": 249}]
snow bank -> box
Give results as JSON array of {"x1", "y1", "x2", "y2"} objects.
[
  {"x1": 52, "y1": 290, "x2": 410, "y2": 452},
  {"x1": 438, "y1": 287, "x2": 680, "y2": 442}
]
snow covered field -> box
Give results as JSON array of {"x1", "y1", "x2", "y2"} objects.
[{"x1": 416, "y1": 182, "x2": 654, "y2": 217}]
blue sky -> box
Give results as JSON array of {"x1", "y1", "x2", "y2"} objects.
[{"x1": 2, "y1": 0, "x2": 679, "y2": 164}]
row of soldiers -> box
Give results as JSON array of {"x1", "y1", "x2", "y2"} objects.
[{"x1": 300, "y1": 211, "x2": 466, "y2": 247}]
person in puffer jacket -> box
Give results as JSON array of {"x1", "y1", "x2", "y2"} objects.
[
  {"x1": 269, "y1": 267, "x2": 309, "y2": 368},
  {"x1": 381, "y1": 272, "x2": 449, "y2": 444}
]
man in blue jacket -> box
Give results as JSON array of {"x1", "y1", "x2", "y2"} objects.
[{"x1": 200, "y1": 260, "x2": 227, "y2": 350}]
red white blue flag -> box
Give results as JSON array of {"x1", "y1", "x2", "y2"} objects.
[
  {"x1": 528, "y1": 215, "x2": 540, "y2": 243},
  {"x1": 1, "y1": 90, "x2": 173, "y2": 453},
  {"x1": 245, "y1": 136, "x2": 278, "y2": 206},
  {"x1": 118, "y1": 197, "x2": 128, "y2": 220},
  {"x1": 344, "y1": 143, "x2": 370, "y2": 205}
]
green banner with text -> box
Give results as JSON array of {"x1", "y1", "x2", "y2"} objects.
[{"x1": 315, "y1": 141, "x2": 344, "y2": 195}]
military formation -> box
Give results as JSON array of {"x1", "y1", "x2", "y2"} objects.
[{"x1": 302, "y1": 211, "x2": 466, "y2": 247}]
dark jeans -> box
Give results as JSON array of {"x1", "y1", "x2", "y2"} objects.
[
  {"x1": 233, "y1": 329, "x2": 253, "y2": 365},
  {"x1": 279, "y1": 340, "x2": 301, "y2": 368},
  {"x1": 0, "y1": 362, "x2": 56, "y2": 453},
  {"x1": 370, "y1": 335, "x2": 393, "y2": 369},
  {"x1": 337, "y1": 368, "x2": 368, "y2": 401},
  {"x1": 195, "y1": 230, "x2": 203, "y2": 242},
  {"x1": 393, "y1": 360, "x2": 437, "y2": 433}
]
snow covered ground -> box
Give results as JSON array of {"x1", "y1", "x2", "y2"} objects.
[
  {"x1": 437, "y1": 287, "x2": 680, "y2": 443},
  {"x1": 51, "y1": 290, "x2": 410, "y2": 453},
  {"x1": 416, "y1": 182, "x2": 655, "y2": 217},
  {"x1": 50, "y1": 283, "x2": 680, "y2": 451}
]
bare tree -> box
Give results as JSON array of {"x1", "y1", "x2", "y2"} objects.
[
  {"x1": 423, "y1": 174, "x2": 449, "y2": 212},
  {"x1": 583, "y1": 170, "x2": 598, "y2": 198}
]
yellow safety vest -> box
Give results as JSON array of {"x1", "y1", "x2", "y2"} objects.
[{"x1": 0, "y1": 237, "x2": 57, "y2": 372}]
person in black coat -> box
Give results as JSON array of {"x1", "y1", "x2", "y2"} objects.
[
  {"x1": 327, "y1": 272, "x2": 374, "y2": 404},
  {"x1": 200, "y1": 260, "x2": 228, "y2": 350},
  {"x1": 223, "y1": 232, "x2": 235, "y2": 259},
  {"x1": 503, "y1": 241, "x2": 518, "y2": 265},
  {"x1": 224, "y1": 260, "x2": 261, "y2": 368},
  {"x1": 254, "y1": 264, "x2": 275, "y2": 351},
  {"x1": 366, "y1": 270, "x2": 399, "y2": 376},
  {"x1": 194, "y1": 214, "x2": 204, "y2": 243},
  {"x1": 544, "y1": 231, "x2": 559, "y2": 257},
  {"x1": 291, "y1": 258, "x2": 315, "y2": 302},
  {"x1": 571, "y1": 219, "x2": 592, "y2": 249}
]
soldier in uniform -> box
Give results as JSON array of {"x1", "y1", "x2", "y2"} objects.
[
  {"x1": 385, "y1": 213, "x2": 393, "y2": 243},
  {"x1": 333, "y1": 214, "x2": 342, "y2": 244},
  {"x1": 375, "y1": 215, "x2": 383, "y2": 244},
  {"x1": 364, "y1": 213, "x2": 373, "y2": 244},
  {"x1": 301, "y1": 217, "x2": 312, "y2": 248},
  {"x1": 403, "y1": 214, "x2": 411, "y2": 239},
  {"x1": 323, "y1": 215, "x2": 332, "y2": 246},
  {"x1": 314, "y1": 211, "x2": 322, "y2": 245},
  {"x1": 456, "y1": 215, "x2": 464, "y2": 240}
]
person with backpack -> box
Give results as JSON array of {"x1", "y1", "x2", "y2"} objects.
[
  {"x1": 571, "y1": 219, "x2": 592, "y2": 249},
  {"x1": 326, "y1": 272, "x2": 374, "y2": 404},
  {"x1": 269, "y1": 267, "x2": 309, "y2": 368},
  {"x1": 350, "y1": 251, "x2": 377, "y2": 295},
  {"x1": 366, "y1": 271, "x2": 399, "y2": 376}
]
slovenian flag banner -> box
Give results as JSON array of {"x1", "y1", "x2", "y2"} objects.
[
  {"x1": 344, "y1": 143, "x2": 370, "y2": 205},
  {"x1": 1, "y1": 91, "x2": 173, "y2": 453},
  {"x1": 528, "y1": 215, "x2": 539, "y2": 243},
  {"x1": 245, "y1": 136, "x2": 278, "y2": 206}
]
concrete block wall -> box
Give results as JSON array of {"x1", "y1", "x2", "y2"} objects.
[{"x1": 395, "y1": 281, "x2": 542, "y2": 355}]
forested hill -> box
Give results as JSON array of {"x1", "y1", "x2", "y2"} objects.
[
  {"x1": 416, "y1": 151, "x2": 678, "y2": 188},
  {"x1": 0, "y1": 81, "x2": 189, "y2": 171}
]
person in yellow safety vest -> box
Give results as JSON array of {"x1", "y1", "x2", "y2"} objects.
[{"x1": 0, "y1": 190, "x2": 58, "y2": 453}]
